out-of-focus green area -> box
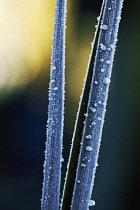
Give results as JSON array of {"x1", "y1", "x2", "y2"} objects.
[{"x1": 0, "y1": 0, "x2": 140, "y2": 209}]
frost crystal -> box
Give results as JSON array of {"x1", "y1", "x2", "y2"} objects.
[
  {"x1": 103, "y1": 77, "x2": 110, "y2": 85},
  {"x1": 81, "y1": 163, "x2": 86, "y2": 167},
  {"x1": 86, "y1": 135, "x2": 92, "y2": 140},
  {"x1": 100, "y1": 24, "x2": 108, "y2": 30},
  {"x1": 88, "y1": 199, "x2": 95, "y2": 206},
  {"x1": 86, "y1": 146, "x2": 93, "y2": 151},
  {"x1": 100, "y1": 43, "x2": 106, "y2": 51}
]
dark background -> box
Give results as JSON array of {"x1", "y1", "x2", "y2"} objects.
[{"x1": 0, "y1": 0, "x2": 140, "y2": 209}]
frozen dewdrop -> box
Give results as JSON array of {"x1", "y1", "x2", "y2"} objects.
[
  {"x1": 98, "y1": 101, "x2": 102, "y2": 104},
  {"x1": 91, "y1": 122, "x2": 96, "y2": 126},
  {"x1": 90, "y1": 107, "x2": 96, "y2": 113},
  {"x1": 98, "y1": 117, "x2": 102, "y2": 121},
  {"x1": 51, "y1": 79, "x2": 55, "y2": 83},
  {"x1": 100, "y1": 43, "x2": 106, "y2": 51},
  {"x1": 81, "y1": 163, "x2": 86, "y2": 167},
  {"x1": 110, "y1": 44, "x2": 114, "y2": 49},
  {"x1": 77, "y1": 180, "x2": 80, "y2": 183},
  {"x1": 94, "y1": 103, "x2": 97, "y2": 107},
  {"x1": 100, "y1": 59, "x2": 104, "y2": 62},
  {"x1": 100, "y1": 24, "x2": 108, "y2": 30},
  {"x1": 49, "y1": 167, "x2": 52, "y2": 170},
  {"x1": 103, "y1": 102, "x2": 106, "y2": 106},
  {"x1": 106, "y1": 60, "x2": 111, "y2": 64},
  {"x1": 61, "y1": 157, "x2": 64, "y2": 162},
  {"x1": 84, "y1": 113, "x2": 88, "y2": 117},
  {"x1": 52, "y1": 66, "x2": 56, "y2": 70},
  {"x1": 108, "y1": 7, "x2": 111, "y2": 10},
  {"x1": 88, "y1": 199, "x2": 95, "y2": 207},
  {"x1": 101, "y1": 69, "x2": 105, "y2": 72},
  {"x1": 97, "y1": 16, "x2": 100, "y2": 21},
  {"x1": 94, "y1": 81, "x2": 98, "y2": 85},
  {"x1": 83, "y1": 120, "x2": 86, "y2": 124},
  {"x1": 53, "y1": 87, "x2": 58, "y2": 90},
  {"x1": 86, "y1": 135, "x2": 92, "y2": 140},
  {"x1": 80, "y1": 142, "x2": 83, "y2": 145},
  {"x1": 86, "y1": 146, "x2": 93, "y2": 151},
  {"x1": 104, "y1": 77, "x2": 110, "y2": 85},
  {"x1": 95, "y1": 25, "x2": 98, "y2": 28}
]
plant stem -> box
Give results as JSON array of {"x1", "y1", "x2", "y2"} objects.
[
  {"x1": 71, "y1": 0, "x2": 124, "y2": 209},
  {"x1": 61, "y1": 1, "x2": 106, "y2": 209},
  {"x1": 41, "y1": 0, "x2": 67, "y2": 209}
]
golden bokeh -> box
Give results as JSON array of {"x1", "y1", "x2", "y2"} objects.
[{"x1": 0, "y1": 0, "x2": 55, "y2": 95}]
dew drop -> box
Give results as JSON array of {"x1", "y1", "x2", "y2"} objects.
[
  {"x1": 77, "y1": 180, "x2": 80, "y2": 183},
  {"x1": 100, "y1": 43, "x2": 106, "y2": 51},
  {"x1": 89, "y1": 199, "x2": 95, "y2": 206},
  {"x1": 94, "y1": 81, "x2": 98, "y2": 85},
  {"x1": 90, "y1": 107, "x2": 96, "y2": 113},
  {"x1": 52, "y1": 66, "x2": 56, "y2": 70},
  {"x1": 86, "y1": 135, "x2": 92, "y2": 140},
  {"x1": 86, "y1": 146, "x2": 93, "y2": 151},
  {"x1": 106, "y1": 60, "x2": 111, "y2": 64},
  {"x1": 100, "y1": 59, "x2": 104, "y2": 62},
  {"x1": 100, "y1": 25, "x2": 108, "y2": 30},
  {"x1": 101, "y1": 69, "x2": 105, "y2": 72},
  {"x1": 84, "y1": 113, "x2": 88, "y2": 117},
  {"x1": 53, "y1": 87, "x2": 58, "y2": 90},
  {"x1": 103, "y1": 77, "x2": 110, "y2": 85},
  {"x1": 98, "y1": 117, "x2": 102, "y2": 121},
  {"x1": 81, "y1": 163, "x2": 86, "y2": 167}
]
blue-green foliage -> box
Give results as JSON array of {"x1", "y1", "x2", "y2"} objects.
[
  {"x1": 41, "y1": 0, "x2": 67, "y2": 209},
  {"x1": 42, "y1": 0, "x2": 124, "y2": 209}
]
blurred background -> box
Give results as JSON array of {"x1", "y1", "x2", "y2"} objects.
[{"x1": 0, "y1": 0, "x2": 140, "y2": 209}]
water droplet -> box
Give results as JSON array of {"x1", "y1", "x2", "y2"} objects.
[
  {"x1": 101, "y1": 69, "x2": 105, "y2": 72},
  {"x1": 77, "y1": 180, "x2": 80, "y2": 183},
  {"x1": 100, "y1": 43, "x2": 106, "y2": 51},
  {"x1": 90, "y1": 107, "x2": 96, "y2": 113},
  {"x1": 53, "y1": 87, "x2": 58, "y2": 90},
  {"x1": 98, "y1": 101, "x2": 102, "y2": 104},
  {"x1": 84, "y1": 113, "x2": 88, "y2": 117},
  {"x1": 94, "y1": 81, "x2": 98, "y2": 85},
  {"x1": 103, "y1": 77, "x2": 110, "y2": 85},
  {"x1": 91, "y1": 122, "x2": 96, "y2": 126},
  {"x1": 51, "y1": 79, "x2": 55, "y2": 83},
  {"x1": 61, "y1": 157, "x2": 64, "y2": 162},
  {"x1": 97, "y1": 16, "x2": 100, "y2": 21},
  {"x1": 106, "y1": 60, "x2": 111, "y2": 64},
  {"x1": 86, "y1": 146, "x2": 93, "y2": 151},
  {"x1": 52, "y1": 66, "x2": 56, "y2": 70},
  {"x1": 110, "y1": 44, "x2": 114, "y2": 49},
  {"x1": 100, "y1": 25, "x2": 108, "y2": 30},
  {"x1": 94, "y1": 103, "x2": 97, "y2": 107},
  {"x1": 89, "y1": 199, "x2": 95, "y2": 206},
  {"x1": 98, "y1": 117, "x2": 101, "y2": 121},
  {"x1": 81, "y1": 163, "x2": 86, "y2": 167},
  {"x1": 86, "y1": 135, "x2": 92, "y2": 140},
  {"x1": 100, "y1": 59, "x2": 104, "y2": 62},
  {"x1": 108, "y1": 7, "x2": 111, "y2": 11}
]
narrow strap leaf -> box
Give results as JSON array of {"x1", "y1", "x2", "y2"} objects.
[
  {"x1": 41, "y1": 0, "x2": 67, "y2": 209},
  {"x1": 71, "y1": 0, "x2": 124, "y2": 209}
]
